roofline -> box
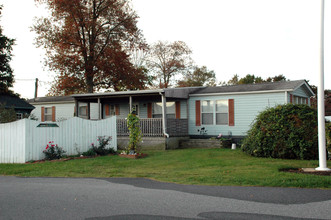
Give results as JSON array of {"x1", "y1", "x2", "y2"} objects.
[
  {"x1": 71, "y1": 89, "x2": 165, "y2": 98},
  {"x1": 189, "y1": 89, "x2": 293, "y2": 97},
  {"x1": 28, "y1": 100, "x2": 74, "y2": 105}
]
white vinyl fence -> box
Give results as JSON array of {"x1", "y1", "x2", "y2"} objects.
[{"x1": 0, "y1": 117, "x2": 117, "y2": 163}]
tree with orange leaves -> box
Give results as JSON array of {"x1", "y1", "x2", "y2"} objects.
[{"x1": 33, "y1": 0, "x2": 149, "y2": 95}]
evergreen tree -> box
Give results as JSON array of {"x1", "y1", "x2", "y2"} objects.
[{"x1": 0, "y1": 5, "x2": 15, "y2": 94}]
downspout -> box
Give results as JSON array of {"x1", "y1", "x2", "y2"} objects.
[
  {"x1": 160, "y1": 92, "x2": 169, "y2": 138},
  {"x1": 285, "y1": 91, "x2": 288, "y2": 104}
]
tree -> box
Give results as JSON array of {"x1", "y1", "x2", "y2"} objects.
[
  {"x1": 0, "y1": 5, "x2": 15, "y2": 94},
  {"x1": 33, "y1": 0, "x2": 148, "y2": 94},
  {"x1": 147, "y1": 41, "x2": 192, "y2": 88},
  {"x1": 0, "y1": 103, "x2": 16, "y2": 123},
  {"x1": 266, "y1": 74, "x2": 287, "y2": 82},
  {"x1": 227, "y1": 74, "x2": 239, "y2": 85},
  {"x1": 227, "y1": 74, "x2": 287, "y2": 86},
  {"x1": 238, "y1": 74, "x2": 263, "y2": 84},
  {"x1": 177, "y1": 66, "x2": 216, "y2": 87}
]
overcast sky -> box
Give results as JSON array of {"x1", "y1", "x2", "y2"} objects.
[{"x1": 1, "y1": 0, "x2": 330, "y2": 98}]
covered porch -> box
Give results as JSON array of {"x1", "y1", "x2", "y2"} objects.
[{"x1": 71, "y1": 88, "x2": 200, "y2": 141}]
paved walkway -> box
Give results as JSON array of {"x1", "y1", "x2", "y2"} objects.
[{"x1": 0, "y1": 176, "x2": 330, "y2": 219}]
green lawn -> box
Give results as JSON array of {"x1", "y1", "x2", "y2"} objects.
[{"x1": 0, "y1": 148, "x2": 330, "y2": 188}]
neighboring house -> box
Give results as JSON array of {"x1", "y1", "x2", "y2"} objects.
[
  {"x1": 0, "y1": 94, "x2": 35, "y2": 120},
  {"x1": 71, "y1": 80, "x2": 314, "y2": 149},
  {"x1": 28, "y1": 96, "x2": 99, "y2": 122}
]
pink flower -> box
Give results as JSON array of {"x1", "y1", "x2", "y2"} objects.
[{"x1": 46, "y1": 146, "x2": 49, "y2": 150}]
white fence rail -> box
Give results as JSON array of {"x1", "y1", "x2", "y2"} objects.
[{"x1": 0, "y1": 117, "x2": 117, "y2": 163}]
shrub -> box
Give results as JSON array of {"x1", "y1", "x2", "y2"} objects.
[
  {"x1": 87, "y1": 136, "x2": 115, "y2": 156},
  {"x1": 326, "y1": 122, "x2": 331, "y2": 153},
  {"x1": 241, "y1": 104, "x2": 318, "y2": 160},
  {"x1": 127, "y1": 112, "x2": 142, "y2": 153},
  {"x1": 43, "y1": 141, "x2": 66, "y2": 160},
  {"x1": 82, "y1": 148, "x2": 96, "y2": 157}
]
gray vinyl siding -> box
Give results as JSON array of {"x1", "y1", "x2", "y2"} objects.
[
  {"x1": 292, "y1": 86, "x2": 308, "y2": 97},
  {"x1": 188, "y1": 92, "x2": 286, "y2": 137},
  {"x1": 288, "y1": 86, "x2": 312, "y2": 105}
]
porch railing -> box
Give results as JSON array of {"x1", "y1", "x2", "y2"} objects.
[
  {"x1": 117, "y1": 118, "x2": 163, "y2": 137},
  {"x1": 116, "y1": 118, "x2": 188, "y2": 137}
]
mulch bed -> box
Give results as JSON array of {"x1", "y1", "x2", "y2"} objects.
[
  {"x1": 25, "y1": 155, "x2": 112, "y2": 164},
  {"x1": 280, "y1": 168, "x2": 331, "y2": 176},
  {"x1": 118, "y1": 153, "x2": 148, "y2": 159}
]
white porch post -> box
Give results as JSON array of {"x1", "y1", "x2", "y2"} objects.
[
  {"x1": 316, "y1": 0, "x2": 330, "y2": 171},
  {"x1": 98, "y1": 98, "x2": 101, "y2": 120},
  {"x1": 129, "y1": 96, "x2": 132, "y2": 112},
  {"x1": 161, "y1": 93, "x2": 169, "y2": 138}
]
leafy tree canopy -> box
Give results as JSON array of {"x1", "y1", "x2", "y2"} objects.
[
  {"x1": 227, "y1": 74, "x2": 287, "y2": 85},
  {"x1": 177, "y1": 66, "x2": 216, "y2": 87},
  {"x1": 0, "y1": 5, "x2": 15, "y2": 95},
  {"x1": 33, "y1": 0, "x2": 149, "y2": 95},
  {"x1": 147, "y1": 41, "x2": 193, "y2": 88}
]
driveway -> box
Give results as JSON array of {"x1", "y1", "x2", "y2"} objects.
[{"x1": 0, "y1": 176, "x2": 330, "y2": 219}]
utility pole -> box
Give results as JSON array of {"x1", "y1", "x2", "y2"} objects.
[
  {"x1": 34, "y1": 78, "x2": 39, "y2": 99},
  {"x1": 316, "y1": 0, "x2": 330, "y2": 171}
]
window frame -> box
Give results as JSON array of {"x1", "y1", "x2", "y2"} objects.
[
  {"x1": 44, "y1": 107, "x2": 53, "y2": 122},
  {"x1": 201, "y1": 100, "x2": 214, "y2": 125},
  {"x1": 215, "y1": 100, "x2": 229, "y2": 125},
  {"x1": 201, "y1": 99, "x2": 229, "y2": 125},
  {"x1": 152, "y1": 102, "x2": 176, "y2": 119}
]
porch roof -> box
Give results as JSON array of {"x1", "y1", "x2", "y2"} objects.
[{"x1": 72, "y1": 87, "x2": 204, "y2": 100}]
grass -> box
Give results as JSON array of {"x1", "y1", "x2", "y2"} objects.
[{"x1": 0, "y1": 148, "x2": 331, "y2": 188}]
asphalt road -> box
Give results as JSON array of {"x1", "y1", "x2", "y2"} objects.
[{"x1": 0, "y1": 176, "x2": 330, "y2": 220}]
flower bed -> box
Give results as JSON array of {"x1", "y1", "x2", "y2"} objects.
[{"x1": 119, "y1": 153, "x2": 147, "y2": 159}]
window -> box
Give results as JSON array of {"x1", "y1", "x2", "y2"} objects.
[
  {"x1": 216, "y1": 100, "x2": 228, "y2": 125},
  {"x1": 293, "y1": 95, "x2": 307, "y2": 105},
  {"x1": 16, "y1": 113, "x2": 23, "y2": 120},
  {"x1": 152, "y1": 102, "x2": 175, "y2": 118},
  {"x1": 79, "y1": 106, "x2": 87, "y2": 116},
  {"x1": 201, "y1": 100, "x2": 229, "y2": 125},
  {"x1": 201, "y1": 100, "x2": 213, "y2": 125},
  {"x1": 44, "y1": 107, "x2": 52, "y2": 121}
]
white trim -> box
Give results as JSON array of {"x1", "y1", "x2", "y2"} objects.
[{"x1": 189, "y1": 89, "x2": 292, "y2": 97}]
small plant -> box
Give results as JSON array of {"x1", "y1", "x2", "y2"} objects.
[
  {"x1": 43, "y1": 141, "x2": 66, "y2": 160},
  {"x1": 85, "y1": 136, "x2": 114, "y2": 156},
  {"x1": 217, "y1": 133, "x2": 232, "y2": 148},
  {"x1": 82, "y1": 148, "x2": 97, "y2": 157}
]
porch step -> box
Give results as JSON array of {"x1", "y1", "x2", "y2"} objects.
[{"x1": 179, "y1": 139, "x2": 220, "y2": 149}]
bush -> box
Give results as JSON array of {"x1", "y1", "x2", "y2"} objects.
[
  {"x1": 326, "y1": 122, "x2": 331, "y2": 153},
  {"x1": 241, "y1": 104, "x2": 318, "y2": 160},
  {"x1": 82, "y1": 148, "x2": 97, "y2": 157},
  {"x1": 43, "y1": 141, "x2": 66, "y2": 160},
  {"x1": 86, "y1": 136, "x2": 115, "y2": 156}
]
